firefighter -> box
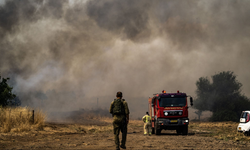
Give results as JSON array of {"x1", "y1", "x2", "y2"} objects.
[
  {"x1": 142, "y1": 112, "x2": 152, "y2": 135},
  {"x1": 109, "y1": 91, "x2": 130, "y2": 150}
]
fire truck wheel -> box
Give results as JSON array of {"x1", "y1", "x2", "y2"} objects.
[
  {"x1": 182, "y1": 126, "x2": 188, "y2": 135},
  {"x1": 152, "y1": 128, "x2": 155, "y2": 134},
  {"x1": 176, "y1": 129, "x2": 182, "y2": 135},
  {"x1": 155, "y1": 128, "x2": 161, "y2": 135}
]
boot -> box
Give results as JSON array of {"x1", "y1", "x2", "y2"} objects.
[{"x1": 120, "y1": 145, "x2": 126, "y2": 149}]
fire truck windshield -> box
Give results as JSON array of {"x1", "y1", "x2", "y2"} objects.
[{"x1": 159, "y1": 97, "x2": 186, "y2": 107}]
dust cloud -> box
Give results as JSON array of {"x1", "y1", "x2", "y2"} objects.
[{"x1": 0, "y1": 0, "x2": 250, "y2": 120}]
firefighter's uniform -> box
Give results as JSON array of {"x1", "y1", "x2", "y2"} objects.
[{"x1": 142, "y1": 114, "x2": 151, "y2": 135}]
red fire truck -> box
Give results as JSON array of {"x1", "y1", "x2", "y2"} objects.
[{"x1": 148, "y1": 90, "x2": 193, "y2": 135}]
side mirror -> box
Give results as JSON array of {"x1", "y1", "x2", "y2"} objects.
[{"x1": 190, "y1": 97, "x2": 193, "y2": 106}]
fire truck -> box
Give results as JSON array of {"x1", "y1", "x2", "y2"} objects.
[{"x1": 148, "y1": 90, "x2": 193, "y2": 135}]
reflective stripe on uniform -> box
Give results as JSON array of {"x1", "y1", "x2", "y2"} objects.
[
  {"x1": 143, "y1": 115, "x2": 151, "y2": 123},
  {"x1": 146, "y1": 116, "x2": 149, "y2": 123}
]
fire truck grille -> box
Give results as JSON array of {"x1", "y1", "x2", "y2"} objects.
[{"x1": 164, "y1": 111, "x2": 183, "y2": 116}]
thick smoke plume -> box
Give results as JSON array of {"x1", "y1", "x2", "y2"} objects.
[{"x1": 1, "y1": 0, "x2": 250, "y2": 119}]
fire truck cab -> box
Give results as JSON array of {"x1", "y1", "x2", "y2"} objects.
[{"x1": 148, "y1": 90, "x2": 193, "y2": 135}]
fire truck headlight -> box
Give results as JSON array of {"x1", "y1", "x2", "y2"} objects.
[
  {"x1": 178, "y1": 112, "x2": 182, "y2": 115},
  {"x1": 164, "y1": 112, "x2": 168, "y2": 116},
  {"x1": 184, "y1": 120, "x2": 189, "y2": 123}
]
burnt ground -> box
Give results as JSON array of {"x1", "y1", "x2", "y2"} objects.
[{"x1": 1, "y1": 119, "x2": 250, "y2": 150}]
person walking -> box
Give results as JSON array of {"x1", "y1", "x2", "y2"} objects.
[
  {"x1": 142, "y1": 112, "x2": 152, "y2": 136},
  {"x1": 109, "y1": 91, "x2": 130, "y2": 150}
]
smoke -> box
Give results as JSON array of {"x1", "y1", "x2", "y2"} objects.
[
  {"x1": 87, "y1": 0, "x2": 152, "y2": 41},
  {"x1": 1, "y1": 0, "x2": 250, "y2": 119}
]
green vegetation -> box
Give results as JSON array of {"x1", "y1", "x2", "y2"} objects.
[
  {"x1": 0, "y1": 76, "x2": 16, "y2": 107},
  {"x1": 194, "y1": 71, "x2": 250, "y2": 122}
]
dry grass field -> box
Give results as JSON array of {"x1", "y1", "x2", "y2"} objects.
[
  {"x1": 1, "y1": 114, "x2": 250, "y2": 149},
  {"x1": 0, "y1": 107, "x2": 45, "y2": 133},
  {"x1": 190, "y1": 121, "x2": 250, "y2": 141}
]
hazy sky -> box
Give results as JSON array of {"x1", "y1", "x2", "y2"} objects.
[
  {"x1": 0, "y1": 0, "x2": 5, "y2": 5},
  {"x1": 1, "y1": 0, "x2": 250, "y2": 118}
]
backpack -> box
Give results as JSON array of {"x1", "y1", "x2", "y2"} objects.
[{"x1": 112, "y1": 99, "x2": 125, "y2": 115}]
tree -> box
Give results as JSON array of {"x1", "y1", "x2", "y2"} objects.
[
  {"x1": 8, "y1": 96, "x2": 21, "y2": 106},
  {"x1": 194, "y1": 71, "x2": 250, "y2": 122},
  {"x1": 194, "y1": 110, "x2": 203, "y2": 121},
  {"x1": 0, "y1": 76, "x2": 16, "y2": 107}
]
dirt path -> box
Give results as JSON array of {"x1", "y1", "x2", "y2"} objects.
[{"x1": 1, "y1": 121, "x2": 250, "y2": 149}]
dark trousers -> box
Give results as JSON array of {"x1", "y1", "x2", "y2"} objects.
[{"x1": 113, "y1": 120, "x2": 127, "y2": 148}]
